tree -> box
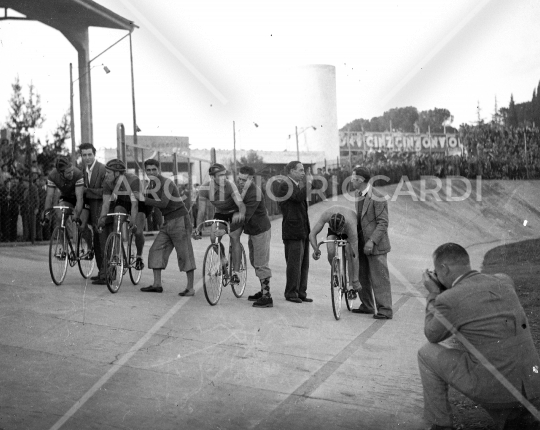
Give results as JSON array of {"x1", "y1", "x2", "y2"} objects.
[
  {"x1": 5, "y1": 76, "x2": 45, "y2": 174},
  {"x1": 37, "y1": 111, "x2": 71, "y2": 174},
  {"x1": 507, "y1": 94, "x2": 519, "y2": 128},
  {"x1": 239, "y1": 150, "x2": 265, "y2": 174},
  {"x1": 417, "y1": 108, "x2": 453, "y2": 133},
  {"x1": 382, "y1": 106, "x2": 419, "y2": 132}
]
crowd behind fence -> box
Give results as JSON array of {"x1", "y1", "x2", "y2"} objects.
[{"x1": 1, "y1": 123, "x2": 539, "y2": 243}]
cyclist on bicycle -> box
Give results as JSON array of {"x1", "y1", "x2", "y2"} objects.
[
  {"x1": 43, "y1": 156, "x2": 89, "y2": 237},
  {"x1": 96, "y1": 159, "x2": 150, "y2": 284},
  {"x1": 193, "y1": 163, "x2": 246, "y2": 284},
  {"x1": 236, "y1": 165, "x2": 273, "y2": 308},
  {"x1": 309, "y1": 207, "x2": 362, "y2": 298}
]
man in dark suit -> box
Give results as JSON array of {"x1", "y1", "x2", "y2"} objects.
[
  {"x1": 350, "y1": 166, "x2": 393, "y2": 319},
  {"x1": 276, "y1": 161, "x2": 313, "y2": 303},
  {"x1": 79, "y1": 143, "x2": 107, "y2": 284},
  {"x1": 419, "y1": 243, "x2": 540, "y2": 430}
]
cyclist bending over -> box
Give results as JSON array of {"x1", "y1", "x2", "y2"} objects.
[
  {"x1": 96, "y1": 159, "x2": 151, "y2": 283},
  {"x1": 43, "y1": 156, "x2": 89, "y2": 239},
  {"x1": 309, "y1": 207, "x2": 362, "y2": 298},
  {"x1": 193, "y1": 163, "x2": 246, "y2": 284}
]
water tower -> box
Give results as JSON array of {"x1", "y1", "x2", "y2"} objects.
[{"x1": 293, "y1": 64, "x2": 339, "y2": 163}]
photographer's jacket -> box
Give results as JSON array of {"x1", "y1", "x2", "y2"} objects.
[{"x1": 425, "y1": 271, "x2": 540, "y2": 404}]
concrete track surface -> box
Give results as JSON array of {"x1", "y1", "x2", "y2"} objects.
[{"x1": 1, "y1": 179, "x2": 539, "y2": 430}]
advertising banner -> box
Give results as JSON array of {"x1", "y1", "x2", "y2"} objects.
[{"x1": 339, "y1": 131, "x2": 461, "y2": 154}]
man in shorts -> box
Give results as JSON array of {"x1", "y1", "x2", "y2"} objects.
[
  {"x1": 193, "y1": 163, "x2": 246, "y2": 284},
  {"x1": 96, "y1": 159, "x2": 151, "y2": 284},
  {"x1": 43, "y1": 156, "x2": 89, "y2": 240},
  {"x1": 309, "y1": 207, "x2": 362, "y2": 297},
  {"x1": 136, "y1": 159, "x2": 196, "y2": 295}
]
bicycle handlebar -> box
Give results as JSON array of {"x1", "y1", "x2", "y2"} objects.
[
  {"x1": 315, "y1": 239, "x2": 356, "y2": 259},
  {"x1": 195, "y1": 219, "x2": 231, "y2": 235}
]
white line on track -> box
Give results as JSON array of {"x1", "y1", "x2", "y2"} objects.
[{"x1": 49, "y1": 279, "x2": 202, "y2": 430}]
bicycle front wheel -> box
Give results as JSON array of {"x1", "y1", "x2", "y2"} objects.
[
  {"x1": 203, "y1": 244, "x2": 223, "y2": 305},
  {"x1": 330, "y1": 257, "x2": 342, "y2": 320},
  {"x1": 128, "y1": 231, "x2": 142, "y2": 285},
  {"x1": 104, "y1": 233, "x2": 124, "y2": 293},
  {"x1": 49, "y1": 226, "x2": 68, "y2": 285},
  {"x1": 77, "y1": 226, "x2": 95, "y2": 279},
  {"x1": 231, "y1": 243, "x2": 247, "y2": 298}
]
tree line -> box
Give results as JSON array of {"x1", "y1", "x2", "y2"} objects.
[
  {"x1": 341, "y1": 106, "x2": 457, "y2": 134},
  {"x1": 1, "y1": 77, "x2": 70, "y2": 177}
]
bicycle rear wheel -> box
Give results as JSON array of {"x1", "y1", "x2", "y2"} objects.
[
  {"x1": 231, "y1": 243, "x2": 247, "y2": 298},
  {"x1": 49, "y1": 226, "x2": 68, "y2": 285},
  {"x1": 128, "y1": 231, "x2": 142, "y2": 285},
  {"x1": 203, "y1": 244, "x2": 223, "y2": 305},
  {"x1": 330, "y1": 257, "x2": 342, "y2": 320},
  {"x1": 104, "y1": 233, "x2": 124, "y2": 293},
  {"x1": 77, "y1": 226, "x2": 95, "y2": 279}
]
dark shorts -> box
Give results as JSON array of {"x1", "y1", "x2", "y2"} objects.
[
  {"x1": 59, "y1": 196, "x2": 90, "y2": 210},
  {"x1": 327, "y1": 228, "x2": 348, "y2": 240},
  {"x1": 214, "y1": 211, "x2": 242, "y2": 232},
  {"x1": 110, "y1": 199, "x2": 153, "y2": 217}
]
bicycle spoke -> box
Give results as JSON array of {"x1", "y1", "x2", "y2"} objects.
[
  {"x1": 203, "y1": 244, "x2": 222, "y2": 305},
  {"x1": 49, "y1": 227, "x2": 68, "y2": 285}
]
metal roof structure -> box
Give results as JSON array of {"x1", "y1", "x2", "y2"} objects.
[
  {"x1": 0, "y1": 0, "x2": 135, "y2": 32},
  {"x1": 0, "y1": 0, "x2": 137, "y2": 151}
]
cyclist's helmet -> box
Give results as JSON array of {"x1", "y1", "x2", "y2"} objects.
[
  {"x1": 106, "y1": 158, "x2": 127, "y2": 173},
  {"x1": 329, "y1": 213, "x2": 346, "y2": 236},
  {"x1": 55, "y1": 156, "x2": 72, "y2": 172},
  {"x1": 208, "y1": 163, "x2": 226, "y2": 176}
]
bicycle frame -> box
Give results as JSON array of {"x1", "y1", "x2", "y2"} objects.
[
  {"x1": 54, "y1": 205, "x2": 77, "y2": 265},
  {"x1": 318, "y1": 238, "x2": 349, "y2": 289}
]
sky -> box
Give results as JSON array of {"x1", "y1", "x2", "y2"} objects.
[{"x1": 1, "y1": 0, "x2": 540, "y2": 155}]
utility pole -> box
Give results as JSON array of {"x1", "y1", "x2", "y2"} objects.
[
  {"x1": 69, "y1": 63, "x2": 76, "y2": 164},
  {"x1": 233, "y1": 121, "x2": 237, "y2": 181},
  {"x1": 295, "y1": 125, "x2": 299, "y2": 161}
]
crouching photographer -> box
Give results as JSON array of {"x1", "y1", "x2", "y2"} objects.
[{"x1": 418, "y1": 243, "x2": 540, "y2": 430}]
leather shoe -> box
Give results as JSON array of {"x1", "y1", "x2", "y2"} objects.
[
  {"x1": 178, "y1": 289, "x2": 194, "y2": 297},
  {"x1": 352, "y1": 307, "x2": 374, "y2": 314},
  {"x1": 91, "y1": 278, "x2": 107, "y2": 285},
  {"x1": 373, "y1": 313, "x2": 392, "y2": 320},
  {"x1": 299, "y1": 297, "x2": 313, "y2": 302},
  {"x1": 285, "y1": 297, "x2": 302, "y2": 303},
  {"x1": 140, "y1": 285, "x2": 163, "y2": 293},
  {"x1": 90, "y1": 275, "x2": 100, "y2": 281}
]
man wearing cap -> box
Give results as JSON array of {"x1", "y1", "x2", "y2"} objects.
[
  {"x1": 193, "y1": 163, "x2": 246, "y2": 285},
  {"x1": 136, "y1": 159, "x2": 196, "y2": 295},
  {"x1": 96, "y1": 159, "x2": 151, "y2": 284},
  {"x1": 43, "y1": 156, "x2": 88, "y2": 240},
  {"x1": 235, "y1": 165, "x2": 273, "y2": 308},
  {"x1": 349, "y1": 166, "x2": 393, "y2": 319}
]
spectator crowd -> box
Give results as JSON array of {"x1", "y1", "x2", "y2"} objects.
[{"x1": 1, "y1": 123, "x2": 539, "y2": 243}]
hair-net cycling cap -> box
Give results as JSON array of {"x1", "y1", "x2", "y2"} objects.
[
  {"x1": 329, "y1": 213, "x2": 346, "y2": 235},
  {"x1": 55, "y1": 156, "x2": 72, "y2": 172},
  {"x1": 106, "y1": 159, "x2": 127, "y2": 173}
]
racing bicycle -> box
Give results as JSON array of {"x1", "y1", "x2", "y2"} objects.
[
  {"x1": 316, "y1": 238, "x2": 356, "y2": 320},
  {"x1": 102, "y1": 212, "x2": 143, "y2": 293},
  {"x1": 47, "y1": 206, "x2": 95, "y2": 285},
  {"x1": 196, "y1": 219, "x2": 247, "y2": 305}
]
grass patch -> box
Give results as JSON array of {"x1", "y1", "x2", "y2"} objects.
[{"x1": 446, "y1": 238, "x2": 540, "y2": 429}]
